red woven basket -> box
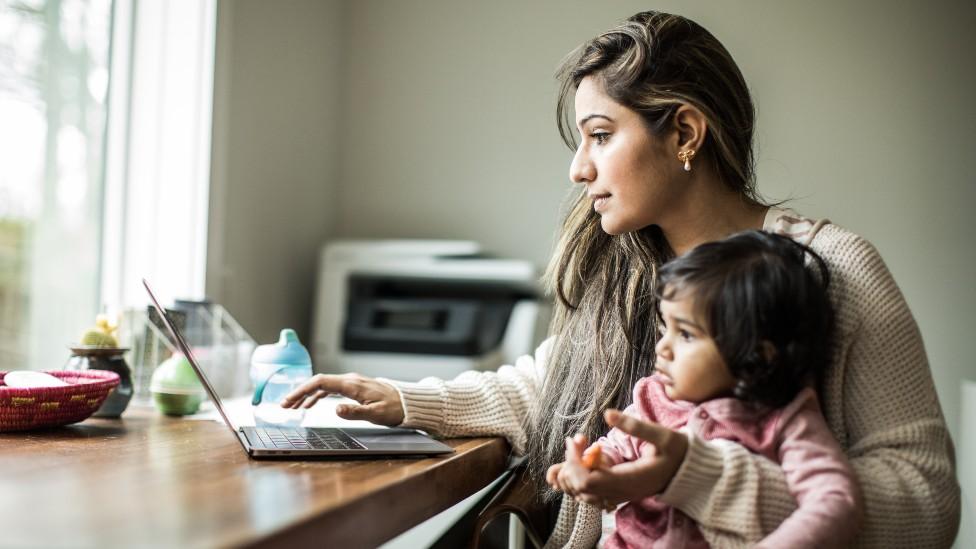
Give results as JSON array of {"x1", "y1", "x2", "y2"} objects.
[{"x1": 0, "y1": 370, "x2": 121, "y2": 432}]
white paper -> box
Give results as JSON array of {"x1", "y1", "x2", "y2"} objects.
[{"x1": 187, "y1": 394, "x2": 383, "y2": 429}]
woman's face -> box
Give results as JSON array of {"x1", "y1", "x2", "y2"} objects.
[{"x1": 569, "y1": 76, "x2": 682, "y2": 235}]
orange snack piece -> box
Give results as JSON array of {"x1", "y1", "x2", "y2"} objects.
[{"x1": 581, "y1": 444, "x2": 602, "y2": 469}]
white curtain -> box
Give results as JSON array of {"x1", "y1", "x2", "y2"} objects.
[{"x1": 100, "y1": 0, "x2": 216, "y2": 310}]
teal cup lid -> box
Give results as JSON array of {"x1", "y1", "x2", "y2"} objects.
[
  {"x1": 251, "y1": 329, "x2": 311, "y2": 366},
  {"x1": 250, "y1": 329, "x2": 311, "y2": 406}
]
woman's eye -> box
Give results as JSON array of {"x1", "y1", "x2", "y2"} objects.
[
  {"x1": 679, "y1": 329, "x2": 693, "y2": 341},
  {"x1": 590, "y1": 132, "x2": 610, "y2": 145}
]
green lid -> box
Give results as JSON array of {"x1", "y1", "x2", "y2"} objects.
[{"x1": 150, "y1": 353, "x2": 205, "y2": 395}]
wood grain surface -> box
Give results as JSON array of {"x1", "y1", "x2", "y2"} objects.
[{"x1": 0, "y1": 405, "x2": 509, "y2": 548}]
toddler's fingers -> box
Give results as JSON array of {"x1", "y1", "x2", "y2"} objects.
[
  {"x1": 546, "y1": 463, "x2": 562, "y2": 487},
  {"x1": 556, "y1": 467, "x2": 576, "y2": 496},
  {"x1": 564, "y1": 435, "x2": 588, "y2": 464}
]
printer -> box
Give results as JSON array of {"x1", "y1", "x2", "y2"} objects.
[{"x1": 311, "y1": 240, "x2": 552, "y2": 381}]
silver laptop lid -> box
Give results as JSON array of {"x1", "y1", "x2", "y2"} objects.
[{"x1": 143, "y1": 279, "x2": 250, "y2": 452}]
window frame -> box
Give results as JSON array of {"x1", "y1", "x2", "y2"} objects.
[{"x1": 100, "y1": 0, "x2": 217, "y2": 310}]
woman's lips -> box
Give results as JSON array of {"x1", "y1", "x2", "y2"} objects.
[{"x1": 592, "y1": 194, "x2": 611, "y2": 212}]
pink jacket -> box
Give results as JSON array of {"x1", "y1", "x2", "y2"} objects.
[{"x1": 600, "y1": 375, "x2": 863, "y2": 548}]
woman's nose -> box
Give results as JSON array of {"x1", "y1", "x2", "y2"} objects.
[{"x1": 569, "y1": 145, "x2": 596, "y2": 184}]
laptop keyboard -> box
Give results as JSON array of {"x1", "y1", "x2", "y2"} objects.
[{"x1": 249, "y1": 427, "x2": 366, "y2": 451}]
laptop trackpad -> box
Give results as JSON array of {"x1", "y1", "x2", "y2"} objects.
[
  {"x1": 342, "y1": 428, "x2": 451, "y2": 451},
  {"x1": 356, "y1": 433, "x2": 427, "y2": 444}
]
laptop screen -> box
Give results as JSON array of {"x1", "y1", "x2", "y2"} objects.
[{"x1": 143, "y1": 279, "x2": 249, "y2": 451}]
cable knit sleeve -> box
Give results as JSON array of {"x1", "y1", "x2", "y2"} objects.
[
  {"x1": 376, "y1": 337, "x2": 552, "y2": 455},
  {"x1": 657, "y1": 225, "x2": 960, "y2": 548},
  {"x1": 543, "y1": 495, "x2": 602, "y2": 549}
]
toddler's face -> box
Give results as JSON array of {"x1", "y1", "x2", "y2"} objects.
[{"x1": 655, "y1": 295, "x2": 736, "y2": 403}]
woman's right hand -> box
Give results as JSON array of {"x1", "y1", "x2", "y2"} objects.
[{"x1": 280, "y1": 373, "x2": 405, "y2": 427}]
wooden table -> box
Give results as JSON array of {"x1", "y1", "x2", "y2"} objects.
[{"x1": 0, "y1": 406, "x2": 509, "y2": 548}]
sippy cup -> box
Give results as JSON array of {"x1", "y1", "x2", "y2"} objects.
[{"x1": 250, "y1": 329, "x2": 312, "y2": 427}]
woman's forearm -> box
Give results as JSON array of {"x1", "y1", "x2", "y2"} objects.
[
  {"x1": 379, "y1": 338, "x2": 551, "y2": 454},
  {"x1": 657, "y1": 436, "x2": 794, "y2": 542},
  {"x1": 659, "y1": 428, "x2": 959, "y2": 547}
]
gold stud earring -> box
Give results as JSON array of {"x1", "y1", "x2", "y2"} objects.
[{"x1": 677, "y1": 149, "x2": 696, "y2": 172}]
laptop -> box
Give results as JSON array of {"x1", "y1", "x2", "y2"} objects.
[{"x1": 143, "y1": 279, "x2": 454, "y2": 458}]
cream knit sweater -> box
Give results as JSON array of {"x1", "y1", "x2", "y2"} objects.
[{"x1": 381, "y1": 208, "x2": 960, "y2": 548}]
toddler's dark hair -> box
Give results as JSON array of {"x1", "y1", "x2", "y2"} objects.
[{"x1": 655, "y1": 230, "x2": 833, "y2": 408}]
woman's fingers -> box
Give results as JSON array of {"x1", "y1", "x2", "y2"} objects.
[
  {"x1": 279, "y1": 374, "x2": 405, "y2": 426},
  {"x1": 604, "y1": 409, "x2": 671, "y2": 449},
  {"x1": 282, "y1": 374, "x2": 345, "y2": 408},
  {"x1": 606, "y1": 409, "x2": 690, "y2": 469},
  {"x1": 298, "y1": 389, "x2": 329, "y2": 409},
  {"x1": 282, "y1": 373, "x2": 371, "y2": 408}
]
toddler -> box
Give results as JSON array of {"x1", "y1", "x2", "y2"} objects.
[{"x1": 548, "y1": 230, "x2": 863, "y2": 548}]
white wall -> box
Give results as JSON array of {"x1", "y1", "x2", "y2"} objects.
[
  {"x1": 208, "y1": 0, "x2": 345, "y2": 343},
  {"x1": 330, "y1": 0, "x2": 976, "y2": 441},
  {"x1": 334, "y1": 1, "x2": 580, "y2": 266},
  {"x1": 211, "y1": 4, "x2": 975, "y2": 537}
]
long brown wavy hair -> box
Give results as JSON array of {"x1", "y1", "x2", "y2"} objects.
[{"x1": 526, "y1": 11, "x2": 762, "y2": 500}]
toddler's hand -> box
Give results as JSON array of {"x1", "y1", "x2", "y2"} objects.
[
  {"x1": 546, "y1": 434, "x2": 589, "y2": 495},
  {"x1": 545, "y1": 435, "x2": 615, "y2": 511},
  {"x1": 546, "y1": 461, "x2": 566, "y2": 491}
]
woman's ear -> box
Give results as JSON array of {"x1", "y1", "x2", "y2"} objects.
[{"x1": 672, "y1": 104, "x2": 708, "y2": 152}]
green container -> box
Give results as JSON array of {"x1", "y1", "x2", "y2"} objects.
[
  {"x1": 150, "y1": 354, "x2": 205, "y2": 416},
  {"x1": 152, "y1": 391, "x2": 203, "y2": 416}
]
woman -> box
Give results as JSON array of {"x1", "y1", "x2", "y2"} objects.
[{"x1": 283, "y1": 11, "x2": 960, "y2": 548}]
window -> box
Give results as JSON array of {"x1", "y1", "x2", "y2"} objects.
[
  {"x1": 101, "y1": 0, "x2": 216, "y2": 309},
  {"x1": 0, "y1": 0, "x2": 216, "y2": 371},
  {"x1": 0, "y1": 0, "x2": 113, "y2": 370}
]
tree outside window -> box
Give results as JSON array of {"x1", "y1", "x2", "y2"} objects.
[{"x1": 0, "y1": 0, "x2": 112, "y2": 369}]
